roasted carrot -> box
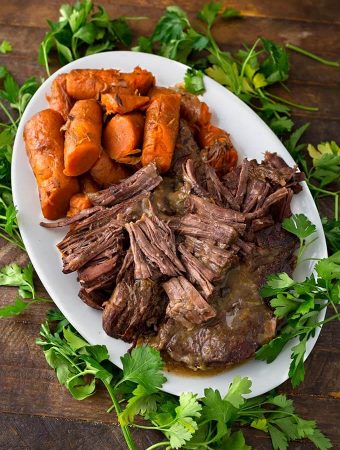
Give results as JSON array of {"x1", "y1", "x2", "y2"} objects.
[
  {"x1": 141, "y1": 93, "x2": 181, "y2": 173},
  {"x1": 46, "y1": 74, "x2": 73, "y2": 121},
  {"x1": 64, "y1": 99, "x2": 102, "y2": 177},
  {"x1": 180, "y1": 91, "x2": 211, "y2": 126},
  {"x1": 23, "y1": 109, "x2": 79, "y2": 220},
  {"x1": 66, "y1": 69, "x2": 121, "y2": 100},
  {"x1": 90, "y1": 150, "x2": 130, "y2": 187},
  {"x1": 120, "y1": 66, "x2": 155, "y2": 95},
  {"x1": 103, "y1": 112, "x2": 144, "y2": 164},
  {"x1": 66, "y1": 67, "x2": 155, "y2": 100},
  {"x1": 79, "y1": 174, "x2": 99, "y2": 194},
  {"x1": 148, "y1": 86, "x2": 175, "y2": 98},
  {"x1": 199, "y1": 123, "x2": 238, "y2": 176},
  {"x1": 67, "y1": 193, "x2": 93, "y2": 217},
  {"x1": 101, "y1": 92, "x2": 149, "y2": 115}
]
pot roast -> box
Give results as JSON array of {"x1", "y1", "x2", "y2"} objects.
[{"x1": 42, "y1": 149, "x2": 301, "y2": 371}]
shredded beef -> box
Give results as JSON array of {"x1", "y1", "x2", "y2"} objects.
[
  {"x1": 162, "y1": 276, "x2": 216, "y2": 329},
  {"x1": 88, "y1": 163, "x2": 162, "y2": 206},
  {"x1": 46, "y1": 149, "x2": 304, "y2": 370}
]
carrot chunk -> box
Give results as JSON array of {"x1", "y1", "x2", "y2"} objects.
[
  {"x1": 141, "y1": 93, "x2": 181, "y2": 173},
  {"x1": 103, "y1": 112, "x2": 144, "y2": 164},
  {"x1": 64, "y1": 99, "x2": 102, "y2": 176},
  {"x1": 67, "y1": 193, "x2": 93, "y2": 217},
  {"x1": 46, "y1": 74, "x2": 73, "y2": 121},
  {"x1": 101, "y1": 92, "x2": 149, "y2": 115},
  {"x1": 23, "y1": 109, "x2": 79, "y2": 220},
  {"x1": 199, "y1": 123, "x2": 238, "y2": 176},
  {"x1": 90, "y1": 150, "x2": 130, "y2": 187}
]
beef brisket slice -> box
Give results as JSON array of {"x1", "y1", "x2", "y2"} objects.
[
  {"x1": 154, "y1": 265, "x2": 276, "y2": 369},
  {"x1": 103, "y1": 278, "x2": 166, "y2": 342},
  {"x1": 162, "y1": 276, "x2": 216, "y2": 329}
]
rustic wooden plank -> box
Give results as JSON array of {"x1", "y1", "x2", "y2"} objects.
[
  {"x1": 0, "y1": 412, "x2": 163, "y2": 450},
  {"x1": 1, "y1": 0, "x2": 340, "y2": 27}
]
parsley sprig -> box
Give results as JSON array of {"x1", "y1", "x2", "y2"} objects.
[
  {"x1": 39, "y1": 0, "x2": 144, "y2": 76},
  {"x1": 282, "y1": 213, "x2": 317, "y2": 263},
  {"x1": 0, "y1": 263, "x2": 52, "y2": 317},
  {"x1": 38, "y1": 311, "x2": 332, "y2": 450},
  {"x1": 257, "y1": 250, "x2": 340, "y2": 387},
  {"x1": 0, "y1": 65, "x2": 39, "y2": 250}
]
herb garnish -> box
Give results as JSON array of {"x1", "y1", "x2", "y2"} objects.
[
  {"x1": 0, "y1": 263, "x2": 51, "y2": 317},
  {"x1": 38, "y1": 311, "x2": 332, "y2": 450}
]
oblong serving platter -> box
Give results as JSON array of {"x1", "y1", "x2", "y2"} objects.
[{"x1": 12, "y1": 51, "x2": 327, "y2": 397}]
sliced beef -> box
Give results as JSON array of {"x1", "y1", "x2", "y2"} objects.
[
  {"x1": 126, "y1": 213, "x2": 184, "y2": 280},
  {"x1": 182, "y1": 159, "x2": 209, "y2": 198},
  {"x1": 153, "y1": 265, "x2": 276, "y2": 369},
  {"x1": 58, "y1": 219, "x2": 124, "y2": 273},
  {"x1": 162, "y1": 276, "x2": 216, "y2": 329},
  {"x1": 174, "y1": 213, "x2": 238, "y2": 244},
  {"x1": 204, "y1": 163, "x2": 239, "y2": 210},
  {"x1": 242, "y1": 179, "x2": 268, "y2": 213},
  {"x1": 43, "y1": 192, "x2": 149, "y2": 230},
  {"x1": 247, "y1": 223, "x2": 299, "y2": 286},
  {"x1": 78, "y1": 250, "x2": 123, "y2": 292},
  {"x1": 263, "y1": 152, "x2": 304, "y2": 193},
  {"x1": 178, "y1": 243, "x2": 215, "y2": 298},
  {"x1": 184, "y1": 236, "x2": 238, "y2": 279},
  {"x1": 102, "y1": 259, "x2": 166, "y2": 342},
  {"x1": 234, "y1": 159, "x2": 250, "y2": 205},
  {"x1": 88, "y1": 163, "x2": 162, "y2": 206},
  {"x1": 79, "y1": 288, "x2": 108, "y2": 310},
  {"x1": 188, "y1": 195, "x2": 246, "y2": 226}
]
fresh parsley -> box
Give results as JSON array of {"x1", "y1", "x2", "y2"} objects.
[
  {"x1": 184, "y1": 68, "x2": 205, "y2": 94},
  {"x1": 0, "y1": 65, "x2": 39, "y2": 250},
  {"x1": 257, "y1": 251, "x2": 340, "y2": 387},
  {"x1": 0, "y1": 40, "x2": 12, "y2": 54},
  {"x1": 38, "y1": 0, "x2": 143, "y2": 76},
  {"x1": 0, "y1": 263, "x2": 51, "y2": 317},
  {"x1": 282, "y1": 213, "x2": 317, "y2": 263},
  {"x1": 38, "y1": 311, "x2": 332, "y2": 450}
]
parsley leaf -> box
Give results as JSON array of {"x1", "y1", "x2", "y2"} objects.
[
  {"x1": 197, "y1": 2, "x2": 221, "y2": 29},
  {"x1": 322, "y1": 217, "x2": 340, "y2": 254},
  {"x1": 0, "y1": 263, "x2": 52, "y2": 318},
  {"x1": 38, "y1": 0, "x2": 137, "y2": 76},
  {"x1": 282, "y1": 213, "x2": 317, "y2": 262},
  {"x1": 257, "y1": 251, "x2": 340, "y2": 386},
  {"x1": 184, "y1": 68, "x2": 205, "y2": 94},
  {"x1": 0, "y1": 40, "x2": 12, "y2": 54},
  {"x1": 119, "y1": 346, "x2": 166, "y2": 392}
]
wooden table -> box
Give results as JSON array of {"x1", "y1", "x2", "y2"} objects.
[{"x1": 0, "y1": 1, "x2": 339, "y2": 449}]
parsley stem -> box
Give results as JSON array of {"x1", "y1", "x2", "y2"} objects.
[
  {"x1": 286, "y1": 43, "x2": 340, "y2": 67},
  {"x1": 0, "y1": 231, "x2": 26, "y2": 251},
  {"x1": 41, "y1": 42, "x2": 51, "y2": 77},
  {"x1": 267, "y1": 93, "x2": 318, "y2": 112},
  {"x1": 145, "y1": 442, "x2": 170, "y2": 450},
  {"x1": 0, "y1": 101, "x2": 17, "y2": 129},
  {"x1": 239, "y1": 38, "x2": 260, "y2": 79},
  {"x1": 104, "y1": 380, "x2": 137, "y2": 450}
]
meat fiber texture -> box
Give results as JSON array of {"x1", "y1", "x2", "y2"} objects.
[{"x1": 43, "y1": 151, "x2": 302, "y2": 369}]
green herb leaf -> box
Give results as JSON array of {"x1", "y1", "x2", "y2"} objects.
[
  {"x1": 0, "y1": 297, "x2": 28, "y2": 317},
  {"x1": 0, "y1": 40, "x2": 12, "y2": 54},
  {"x1": 120, "y1": 346, "x2": 166, "y2": 392},
  {"x1": 184, "y1": 68, "x2": 205, "y2": 94},
  {"x1": 260, "y1": 273, "x2": 295, "y2": 297},
  {"x1": 197, "y1": 2, "x2": 221, "y2": 28},
  {"x1": 221, "y1": 8, "x2": 241, "y2": 19},
  {"x1": 224, "y1": 376, "x2": 252, "y2": 408}
]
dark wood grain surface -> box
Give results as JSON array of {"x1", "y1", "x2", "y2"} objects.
[{"x1": 0, "y1": 1, "x2": 339, "y2": 449}]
